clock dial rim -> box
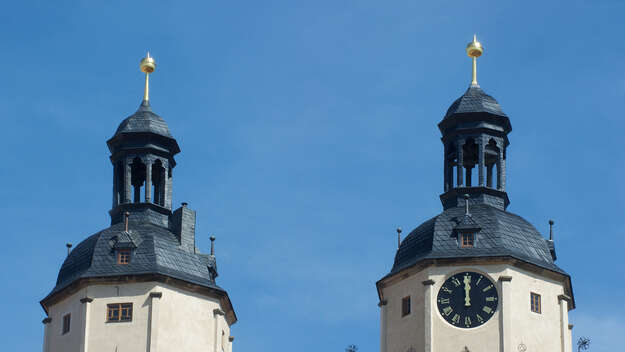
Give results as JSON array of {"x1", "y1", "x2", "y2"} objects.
[{"x1": 436, "y1": 270, "x2": 499, "y2": 329}]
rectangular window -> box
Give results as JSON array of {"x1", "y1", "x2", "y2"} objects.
[
  {"x1": 530, "y1": 292, "x2": 541, "y2": 313},
  {"x1": 62, "y1": 313, "x2": 71, "y2": 335},
  {"x1": 461, "y1": 233, "x2": 475, "y2": 248},
  {"x1": 402, "y1": 296, "x2": 411, "y2": 317},
  {"x1": 117, "y1": 250, "x2": 131, "y2": 264},
  {"x1": 107, "y1": 303, "x2": 133, "y2": 322}
]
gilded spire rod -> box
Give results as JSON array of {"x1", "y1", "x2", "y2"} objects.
[
  {"x1": 466, "y1": 35, "x2": 483, "y2": 86},
  {"x1": 140, "y1": 52, "x2": 156, "y2": 102}
]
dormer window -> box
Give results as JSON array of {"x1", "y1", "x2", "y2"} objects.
[
  {"x1": 461, "y1": 233, "x2": 475, "y2": 248},
  {"x1": 117, "y1": 249, "x2": 131, "y2": 264}
]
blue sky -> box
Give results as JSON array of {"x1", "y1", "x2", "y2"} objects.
[{"x1": 1, "y1": 0, "x2": 624, "y2": 350}]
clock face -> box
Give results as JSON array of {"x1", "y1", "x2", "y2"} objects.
[{"x1": 436, "y1": 271, "x2": 499, "y2": 328}]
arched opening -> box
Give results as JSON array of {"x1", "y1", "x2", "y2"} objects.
[
  {"x1": 463, "y1": 139, "x2": 478, "y2": 187},
  {"x1": 130, "y1": 157, "x2": 146, "y2": 203},
  {"x1": 485, "y1": 139, "x2": 500, "y2": 189},
  {"x1": 151, "y1": 159, "x2": 164, "y2": 206},
  {"x1": 115, "y1": 160, "x2": 124, "y2": 204},
  {"x1": 445, "y1": 143, "x2": 456, "y2": 191}
]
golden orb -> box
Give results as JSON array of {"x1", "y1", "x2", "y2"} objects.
[
  {"x1": 140, "y1": 53, "x2": 156, "y2": 74},
  {"x1": 466, "y1": 35, "x2": 483, "y2": 58}
]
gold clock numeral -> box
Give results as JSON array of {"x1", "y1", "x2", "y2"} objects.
[
  {"x1": 465, "y1": 316, "x2": 472, "y2": 327},
  {"x1": 442, "y1": 286, "x2": 452, "y2": 294},
  {"x1": 485, "y1": 296, "x2": 496, "y2": 302},
  {"x1": 482, "y1": 306, "x2": 493, "y2": 314},
  {"x1": 452, "y1": 314, "x2": 460, "y2": 324},
  {"x1": 439, "y1": 298, "x2": 450, "y2": 304},
  {"x1": 451, "y1": 277, "x2": 461, "y2": 287},
  {"x1": 442, "y1": 306, "x2": 453, "y2": 316},
  {"x1": 476, "y1": 314, "x2": 484, "y2": 323},
  {"x1": 483, "y1": 284, "x2": 494, "y2": 292},
  {"x1": 476, "y1": 276, "x2": 483, "y2": 285}
]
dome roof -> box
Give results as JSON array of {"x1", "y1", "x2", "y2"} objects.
[
  {"x1": 390, "y1": 203, "x2": 566, "y2": 276},
  {"x1": 47, "y1": 221, "x2": 221, "y2": 297},
  {"x1": 444, "y1": 84, "x2": 507, "y2": 119},
  {"x1": 114, "y1": 100, "x2": 173, "y2": 138}
]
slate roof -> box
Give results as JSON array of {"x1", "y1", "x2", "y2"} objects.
[
  {"x1": 390, "y1": 203, "x2": 567, "y2": 276},
  {"x1": 444, "y1": 84, "x2": 507, "y2": 119},
  {"x1": 49, "y1": 221, "x2": 222, "y2": 297},
  {"x1": 114, "y1": 100, "x2": 173, "y2": 138}
]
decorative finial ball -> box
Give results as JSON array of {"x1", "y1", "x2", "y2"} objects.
[
  {"x1": 210, "y1": 236, "x2": 216, "y2": 242},
  {"x1": 66, "y1": 243, "x2": 72, "y2": 248},
  {"x1": 549, "y1": 219, "x2": 554, "y2": 225},
  {"x1": 466, "y1": 36, "x2": 483, "y2": 58},
  {"x1": 140, "y1": 53, "x2": 156, "y2": 74},
  {"x1": 396, "y1": 227, "x2": 402, "y2": 234},
  {"x1": 464, "y1": 194, "x2": 470, "y2": 200}
]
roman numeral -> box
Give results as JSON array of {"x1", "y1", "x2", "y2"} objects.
[
  {"x1": 442, "y1": 306, "x2": 453, "y2": 316},
  {"x1": 482, "y1": 306, "x2": 493, "y2": 314},
  {"x1": 439, "y1": 298, "x2": 450, "y2": 304},
  {"x1": 452, "y1": 314, "x2": 460, "y2": 324},
  {"x1": 476, "y1": 276, "x2": 483, "y2": 285},
  {"x1": 465, "y1": 316, "x2": 472, "y2": 327},
  {"x1": 476, "y1": 314, "x2": 484, "y2": 323},
  {"x1": 483, "y1": 284, "x2": 494, "y2": 292},
  {"x1": 451, "y1": 277, "x2": 461, "y2": 287},
  {"x1": 485, "y1": 296, "x2": 496, "y2": 302},
  {"x1": 442, "y1": 286, "x2": 452, "y2": 294}
]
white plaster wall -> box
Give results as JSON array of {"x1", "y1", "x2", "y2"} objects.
[
  {"x1": 156, "y1": 284, "x2": 230, "y2": 352},
  {"x1": 44, "y1": 282, "x2": 232, "y2": 352},
  {"x1": 383, "y1": 270, "x2": 426, "y2": 352},
  {"x1": 506, "y1": 267, "x2": 568, "y2": 352},
  {"x1": 380, "y1": 263, "x2": 571, "y2": 352},
  {"x1": 46, "y1": 288, "x2": 87, "y2": 352},
  {"x1": 86, "y1": 282, "x2": 154, "y2": 352}
]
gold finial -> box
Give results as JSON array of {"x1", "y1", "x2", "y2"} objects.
[
  {"x1": 466, "y1": 35, "x2": 483, "y2": 85},
  {"x1": 140, "y1": 52, "x2": 156, "y2": 102}
]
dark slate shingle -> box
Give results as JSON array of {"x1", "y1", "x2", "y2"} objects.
[
  {"x1": 114, "y1": 100, "x2": 172, "y2": 138},
  {"x1": 49, "y1": 221, "x2": 222, "y2": 297},
  {"x1": 444, "y1": 84, "x2": 507, "y2": 119},
  {"x1": 390, "y1": 204, "x2": 568, "y2": 276}
]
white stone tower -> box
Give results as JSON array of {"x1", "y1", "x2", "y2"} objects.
[
  {"x1": 40, "y1": 54, "x2": 237, "y2": 352},
  {"x1": 376, "y1": 37, "x2": 575, "y2": 352}
]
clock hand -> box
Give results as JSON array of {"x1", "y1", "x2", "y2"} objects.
[{"x1": 463, "y1": 274, "x2": 471, "y2": 307}]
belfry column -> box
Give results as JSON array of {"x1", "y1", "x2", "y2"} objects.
[
  {"x1": 378, "y1": 300, "x2": 387, "y2": 352},
  {"x1": 456, "y1": 139, "x2": 465, "y2": 187},
  {"x1": 124, "y1": 158, "x2": 132, "y2": 203},
  {"x1": 444, "y1": 144, "x2": 450, "y2": 191},
  {"x1": 145, "y1": 160, "x2": 152, "y2": 203},
  {"x1": 497, "y1": 148, "x2": 506, "y2": 191},
  {"x1": 423, "y1": 279, "x2": 435, "y2": 352},
  {"x1": 498, "y1": 276, "x2": 512, "y2": 352},
  {"x1": 478, "y1": 139, "x2": 485, "y2": 186},
  {"x1": 160, "y1": 166, "x2": 167, "y2": 207},
  {"x1": 113, "y1": 163, "x2": 119, "y2": 206}
]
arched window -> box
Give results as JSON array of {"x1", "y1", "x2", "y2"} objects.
[
  {"x1": 485, "y1": 139, "x2": 500, "y2": 189},
  {"x1": 151, "y1": 159, "x2": 164, "y2": 206},
  {"x1": 463, "y1": 139, "x2": 478, "y2": 187},
  {"x1": 130, "y1": 157, "x2": 146, "y2": 203},
  {"x1": 115, "y1": 160, "x2": 124, "y2": 204}
]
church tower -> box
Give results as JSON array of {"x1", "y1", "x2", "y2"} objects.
[
  {"x1": 376, "y1": 37, "x2": 575, "y2": 352},
  {"x1": 40, "y1": 54, "x2": 236, "y2": 352}
]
